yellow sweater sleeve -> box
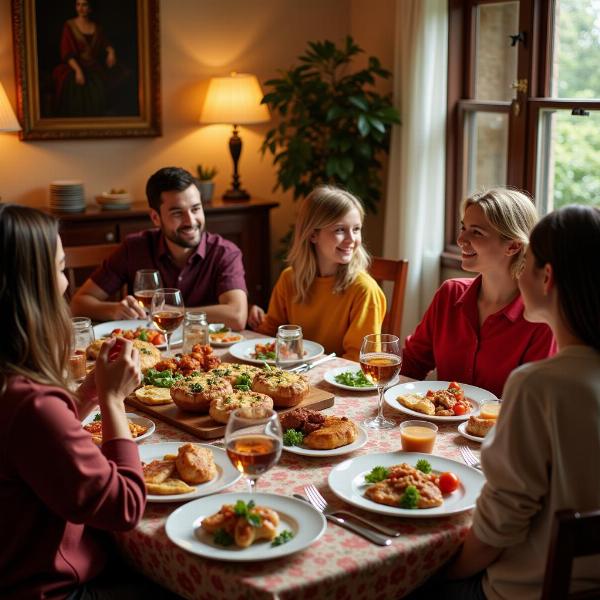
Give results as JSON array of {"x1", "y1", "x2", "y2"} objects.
[
  {"x1": 341, "y1": 273, "x2": 387, "y2": 361},
  {"x1": 255, "y1": 268, "x2": 292, "y2": 337}
]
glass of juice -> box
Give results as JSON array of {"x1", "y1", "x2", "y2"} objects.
[
  {"x1": 480, "y1": 402, "x2": 501, "y2": 420},
  {"x1": 400, "y1": 420, "x2": 438, "y2": 453}
]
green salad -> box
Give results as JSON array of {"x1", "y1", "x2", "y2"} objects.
[{"x1": 334, "y1": 370, "x2": 372, "y2": 387}]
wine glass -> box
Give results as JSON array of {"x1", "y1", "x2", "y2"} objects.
[
  {"x1": 225, "y1": 407, "x2": 283, "y2": 493},
  {"x1": 150, "y1": 288, "x2": 184, "y2": 356},
  {"x1": 134, "y1": 269, "x2": 162, "y2": 324},
  {"x1": 360, "y1": 333, "x2": 401, "y2": 430}
]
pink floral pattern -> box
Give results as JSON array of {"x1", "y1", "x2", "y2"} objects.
[{"x1": 116, "y1": 335, "x2": 482, "y2": 599}]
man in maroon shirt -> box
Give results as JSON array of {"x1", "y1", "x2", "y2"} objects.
[{"x1": 71, "y1": 167, "x2": 248, "y2": 329}]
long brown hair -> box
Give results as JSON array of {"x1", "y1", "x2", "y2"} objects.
[
  {"x1": 529, "y1": 204, "x2": 600, "y2": 351},
  {"x1": 0, "y1": 204, "x2": 72, "y2": 393},
  {"x1": 287, "y1": 186, "x2": 370, "y2": 303}
]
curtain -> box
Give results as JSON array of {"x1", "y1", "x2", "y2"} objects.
[{"x1": 383, "y1": 0, "x2": 448, "y2": 342}]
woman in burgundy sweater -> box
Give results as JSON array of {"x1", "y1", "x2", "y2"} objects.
[{"x1": 0, "y1": 205, "x2": 171, "y2": 599}]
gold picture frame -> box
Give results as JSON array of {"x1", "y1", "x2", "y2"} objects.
[{"x1": 12, "y1": 0, "x2": 161, "y2": 140}]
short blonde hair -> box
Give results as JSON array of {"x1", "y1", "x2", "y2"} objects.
[
  {"x1": 287, "y1": 185, "x2": 370, "y2": 303},
  {"x1": 463, "y1": 187, "x2": 538, "y2": 278}
]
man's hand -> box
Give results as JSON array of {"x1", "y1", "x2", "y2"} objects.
[
  {"x1": 111, "y1": 295, "x2": 146, "y2": 320},
  {"x1": 247, "y1": 304, "x2": 265, "y2": 330}
]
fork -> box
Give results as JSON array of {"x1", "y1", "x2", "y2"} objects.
[
  {"x1": 459, "y1": 444, "x2": 482, "y2": 470},
  {"x1": 300, "y1": 486, "x2": 392, "y2": 546},
  {"x1": 304, "y1": 484, "x2": 401, "y2": 537},
  {"x1": 288, "y1": 353, "x2": 337, "y2": 374}
]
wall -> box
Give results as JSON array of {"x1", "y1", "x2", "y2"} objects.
[{"x1": 0, "y1": 0, "x2": 396, "y2": 281}]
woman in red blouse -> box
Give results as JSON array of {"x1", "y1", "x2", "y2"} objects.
[
  {"x1": 0, "y1": 205, "x2": 174, "y2": 599},
  {"x1": 400, "y1": 188, "x2": 556, "y2": 398}
]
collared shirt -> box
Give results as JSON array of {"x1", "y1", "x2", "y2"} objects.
[
  {"x1": 400, "y1": 276, "x2": 556, "y2": 397},
  {"x1": 91, "y1": 228, "x2": 247, "y2": 306}
]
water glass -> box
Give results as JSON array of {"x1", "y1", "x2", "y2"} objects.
[
  {"x1": 69, "y1": 317, "x2": 94, "y2": 382},
  {"x1": 275, "y1": 324, "x2": 303, "y2": 368}
]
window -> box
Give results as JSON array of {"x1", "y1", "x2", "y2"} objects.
[{"x1": 444, "y1": 0, "x2": 600, "y2": 266}]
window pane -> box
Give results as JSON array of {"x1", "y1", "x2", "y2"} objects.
[
  {"x1": 464, "y1": 111, "x2": 509, "y2": 195},
  {"x1": 475, "y1": 2, "x2": 519, "y2": 101},
  {"x1": 535, "y1": 109, "x2": 600, "y2": 212},
  {"x1": 551, "y1": 0, "x2": 600, "y2": 99}
]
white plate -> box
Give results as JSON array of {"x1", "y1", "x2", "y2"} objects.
[
  {"x1": 92, "y1": 319, "x2": 183, "y2": 349},
  {"x1": 165, "y1": 492, "x2": 327, "y2": 561},
  {"x1": 328, "y1": 451, "x2": 485, "y2": 518},
  {"x1": 457, "y1": 421, "x2": 487, "y2": 443},
  {"x1": 283, "y1": 424, "x2": 368, "y2": 457},
  {"x1": 228, "y1": 337, "x2": 325, "y2": 366},
  {"x1": 138, "y1": 442, "x2": 241, "y2": 503},
  {"x1": 82, "y1": 412, "x2": 155, "y2": 444},
  {"x1": 384, "y1": 381, "x2": 498, "y2": 422}
]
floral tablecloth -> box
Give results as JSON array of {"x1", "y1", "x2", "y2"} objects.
[{"x1": 116, "y1": 335, "x2": 483, "y2": 599}]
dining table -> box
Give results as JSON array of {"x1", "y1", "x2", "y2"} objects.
[{"x1": 115, "y1": 331, "x2": 483, "y2": 599}]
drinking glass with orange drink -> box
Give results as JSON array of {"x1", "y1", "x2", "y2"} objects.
[
  {"x1": 225, "y1": 408, "x2": 283, "y2": 493},
  {"x1": 150, "y1": 288, "x2": 184, "y2": 356},
  {"x1": 359, "y1": 333, "x2": 402, "y2": 430},
  {"x1": 400, "y1": 420, "x2": 438, "y2": 453},
  {"x1": 479, "y1": 401, "x2": 501, "y2": 420},
  {"x1": 133, "y1": 269, "x2": 162, "y2": 324}
]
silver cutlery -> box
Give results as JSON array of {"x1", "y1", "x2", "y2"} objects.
[
  {"x1": 459, "y1": 444, "x2": 482, "y2": 470},
  {"x1": 303, "y1": 484, "x2": 401, "y2": 537},
  {"x1": 294, "y1": 490, "x2": 392, "y2": 546},
  {"x1": 288, "y1": 352, "x2": 336, "y2": 374}
]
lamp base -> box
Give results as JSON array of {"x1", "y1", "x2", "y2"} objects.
[{"x1": 222, "y1": 188, "x2": 250, "y2": 201}]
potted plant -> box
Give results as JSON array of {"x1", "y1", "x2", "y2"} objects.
[
  {"x1": 261, "y1": 36, "x2": 400, "y2": 215},
  {"x1": 195, "y1": 165, "x2": 218, "y2": 203}
]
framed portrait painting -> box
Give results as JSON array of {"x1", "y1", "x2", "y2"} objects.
[{"x1": 12, "y1": 0, "x2": 161, "y2": 140}]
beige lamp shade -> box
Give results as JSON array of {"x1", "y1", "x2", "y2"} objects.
[
  {"x1": 0, "y1": 82, "x2": 20, "y2": 132},
  {"x1": 200, "y1": 73, "x2": 270, "y2": 125}
]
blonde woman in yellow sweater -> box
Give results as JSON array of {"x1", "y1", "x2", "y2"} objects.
[{"x1": 248, "y1": 186, "x2": 386, "y2": 361}]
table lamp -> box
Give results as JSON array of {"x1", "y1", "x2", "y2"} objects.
[
  {"x1": 0, "y1": 81, "x2": 20, "y2": 133},
  {"x1": 0, "y1": 81, "x2": 20, "y2": 202},
  {"x1": 200, "y1": 72, "x2": 270, "y2": 200}
]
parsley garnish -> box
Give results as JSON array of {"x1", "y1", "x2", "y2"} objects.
[
  {"x1": 189, "y1": 382, "x2": 204, "y2": 393},
  {"x1": 213, "y1": 528, "x2": 234, "y2": 546},
  {"x1": 256, "y1": 351, "x2": 276, "y2": 360},
  {"x1": 399, "y1": 485, "x2": 420, "y2": 509},
  {"x1": 142, "y1": 368, "x2": 183, "y2": 388},
  {"x1": 416, "y1": 459, "x2": 432, "y2": 474},
  {"x1": 234, "y1": 373, "x2": 253, "y2": 391},
  {"x1": 138, "y1": 330, "x2": 148, "y2": 341},
  {"x1": 271, "y1": 530, "x2": 294, "y2": 547},
  {"x1": 283, "y1": 429, "x2": 304, "y2": 447},
  {"x1": 234, "y1": 499, "x2": 262, "y2": 527},
  {"x1": 93, "y1": 413, "x2": 102, "y2": 422},
  {"x1": 364, "y1": 466, "x2": 390, "y2": 483}
]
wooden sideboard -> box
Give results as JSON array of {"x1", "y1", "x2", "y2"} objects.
[{"x1": 49, "y1": 197, "x2": 279, "y2": 307}]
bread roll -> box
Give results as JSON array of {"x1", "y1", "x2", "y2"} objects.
[
  {"x1": 303, "y1": 416, "x2": 359, "y2": 449},
  {"x1": 251, "y1": 368, "x2": 309, "y2": 408},
  {"x1": 209, "y1": 390, "x2": 274, "y2": 424},
  {"x1": 170, "y1": 374, "x2": 232, "y2": 413},
  {"x1": 135, "y1": 385, "x2": 173, "y2": 405},
  {"x1": 86, "y1": 338, "x2": 161, "y2": 372},
  {"x1": 208, "y1": 362, "x2": 261, "y2": 386}
]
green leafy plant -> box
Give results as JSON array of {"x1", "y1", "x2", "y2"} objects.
[
  {"x1": 196, "y1": 165, "x2": 218, "y2": 181},
  {"x1": 261, "y1": 36, "x2": 400, "y2": 214}
]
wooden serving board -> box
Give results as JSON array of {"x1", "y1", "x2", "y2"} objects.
[{"x1": 125, "y1": 386, "x2": 335, "y2": 440}]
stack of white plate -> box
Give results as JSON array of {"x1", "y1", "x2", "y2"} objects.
[{"x1": 49, "y1": 180, "x2": 86, "y2": 213}]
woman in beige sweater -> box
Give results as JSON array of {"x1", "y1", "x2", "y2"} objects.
[{"x1": 440, "y1": 204, "x2": 600, "y2": 599}]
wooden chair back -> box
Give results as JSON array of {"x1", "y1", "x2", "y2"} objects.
[
  {"x1": 368, "y1": 257, "x2": 409, "y2": 339},
  {"x1": 64, "y1": 243, "x2": 121, "y2": 296},
  {"x1": 541, "y1": 509, "x2": 600, "y2": 600}
]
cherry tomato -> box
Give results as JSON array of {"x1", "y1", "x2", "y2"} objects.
[
  {"x1": 111, "y1": 328, "x2": 122, "y2": 334},
  {"x1": 438, "y1": 471, "x2": 460, "y2": 494},
  {"x1": 452, "y1": 403, "x2": 468, "y2": 416},
  {"x1": 448, "y1": 381, "x2": 465, "y2": 401}
]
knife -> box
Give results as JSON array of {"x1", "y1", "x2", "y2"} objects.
[
  {"x1": 288, "y1": 352, "x2": 336, "y2": 374},
  {"x1": 293, "y1": 494, "x2": 392, "y2": 546}
]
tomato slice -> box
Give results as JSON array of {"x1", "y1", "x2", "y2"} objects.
[
  {"x1": 452, "y1": 403, "x2": 468, "y2": 415},
  {"x1": 438, "y1": 471, "x2": 460, "y2": 494}
]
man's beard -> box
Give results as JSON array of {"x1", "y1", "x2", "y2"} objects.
[{"x1": 163, "y1": 225, "x2": 203, "y2": 249}]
